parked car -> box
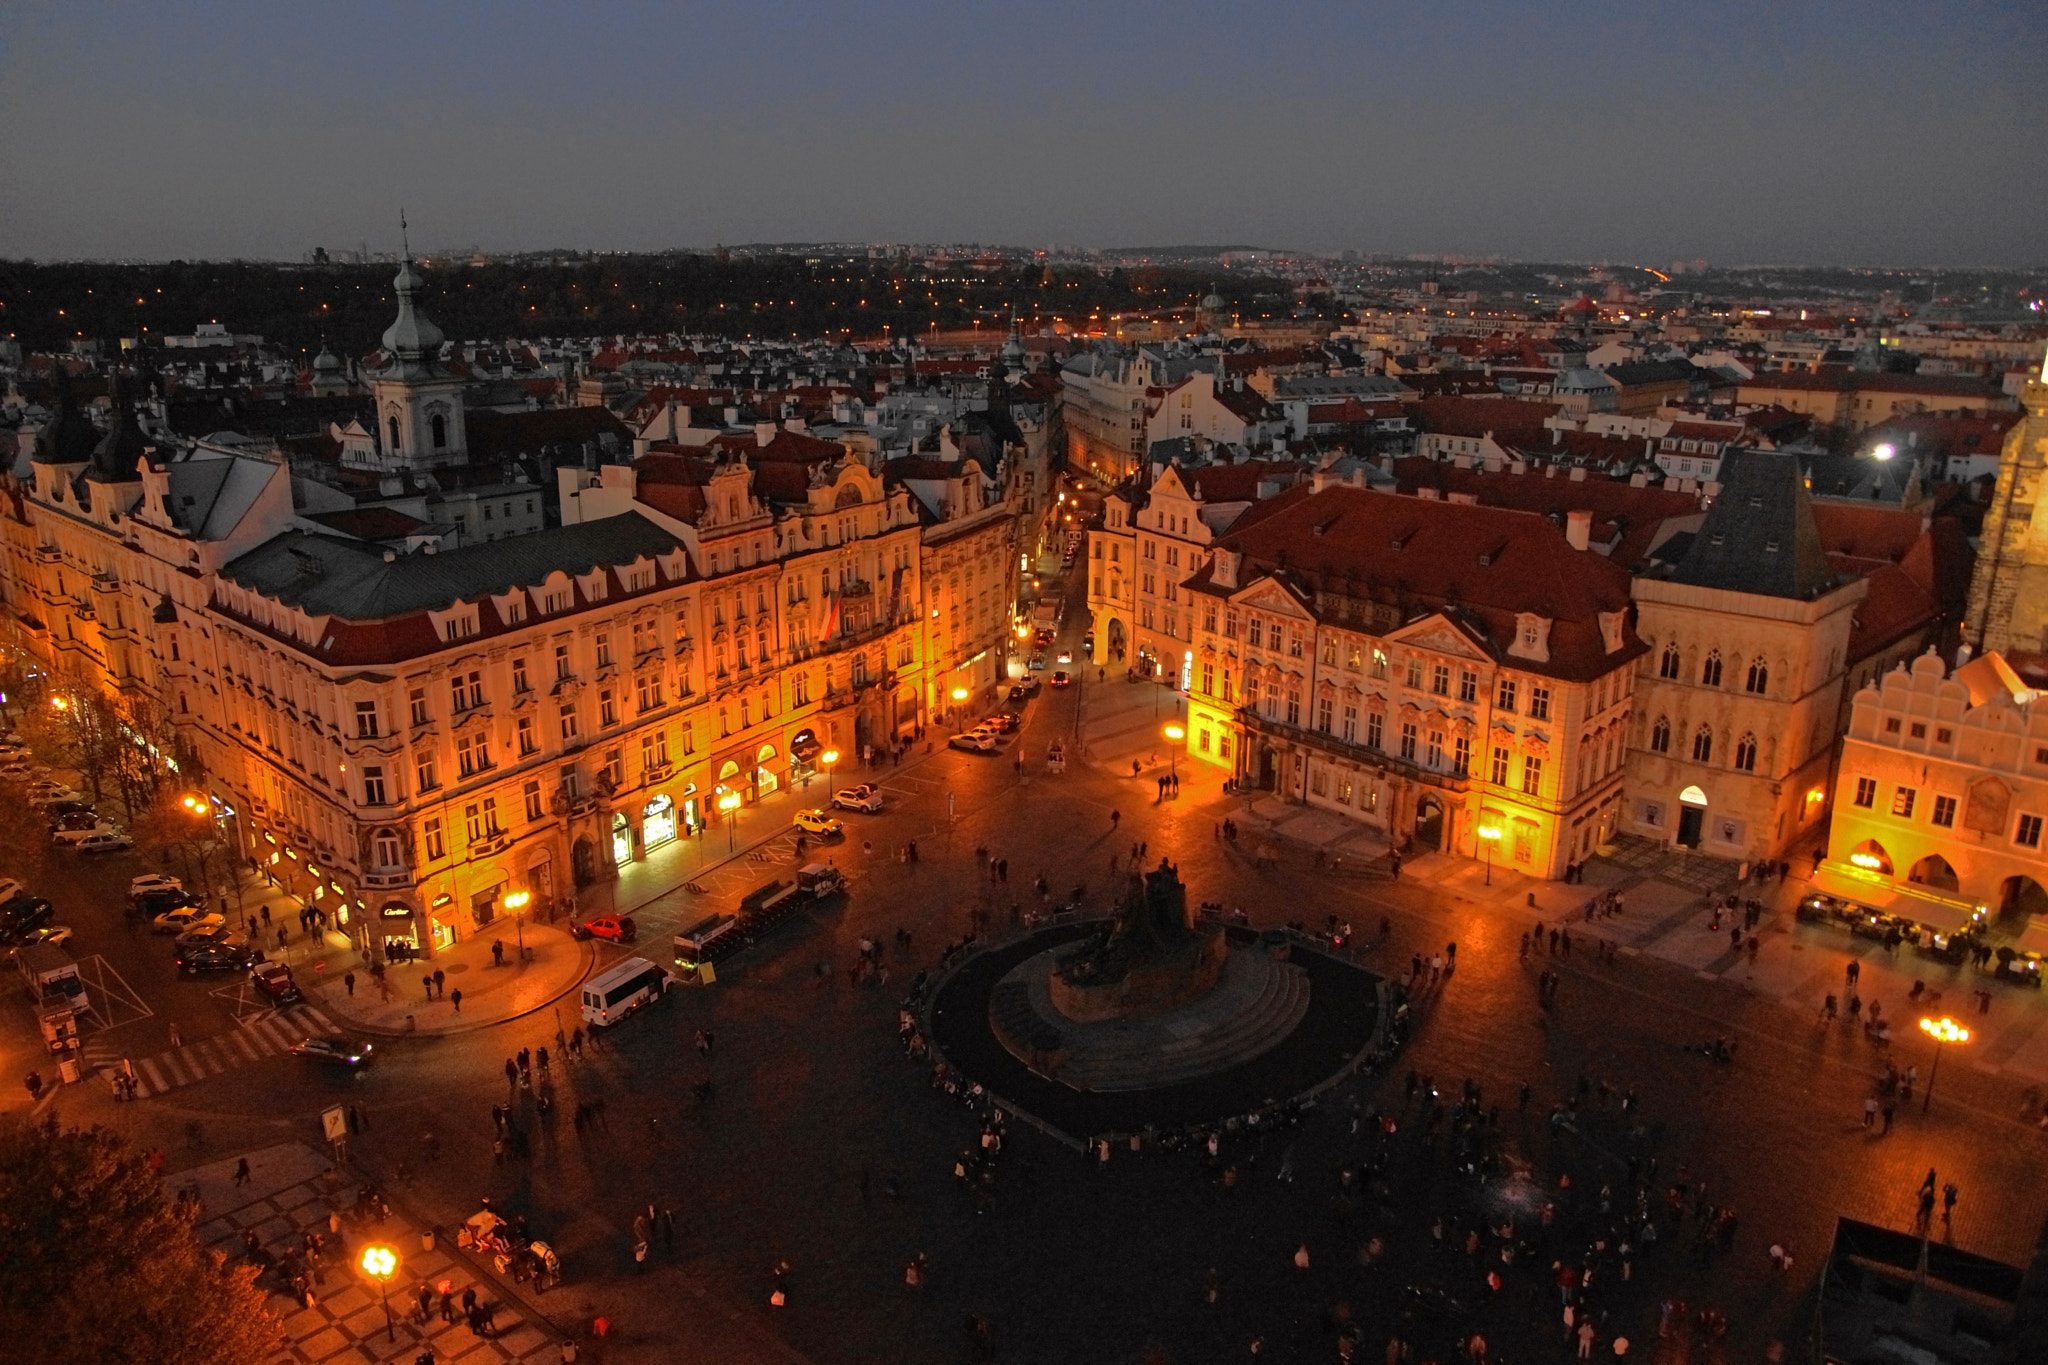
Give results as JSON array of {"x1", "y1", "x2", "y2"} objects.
[
  {"x1": 982, "y1": 712, "x2": 1021, "y2": 733},
  {"x1": 75, "y1": 831, "x2": 134, "y2": 854},
  {"x1": 949, "y1": 731, "x2": 999, "y2": 753},
  {"x1": 571, "y1": 915, "x2": 637, "y2": 943},
  {"x1": 251, "y1": 961, "x2": 302, "y2": 1005},
  {"x1": 290, "y1": 1036, "x2": 374, "y2": 1068},
  {"x1": 133, "y1": 888, "x2": 197, "y2": 918},
  {"x1": 0, "y1": 899, "x2": 57, "y2": 945},
  {"x1": 130, "y1": 874, "x2": 184, "y2": 898},
  {"x1": 0, "y1": 879, "x2": 25, "y2": 905},
  {"x1": 175, "y1": 922, "x2": 247, "y2": 949},
  {"x1": 26, "y1": 786, "x2": 79, "y2": 809},
  {"x1": 792, "y1": 809, "x2": 845, "y2": 838},
  {"x1": 1051, "y1": 671, "x2": 1072, "y2": 688},
  {"x1": 1027, "y1": 653, "x2": 1048, "y2": 671},
  {"x1": 177, "y1": 940, "x2": 253, "y2": 975},
  {"x1": 54, "y1": 823, "x2": 118, "y2": 847},
  {"x1": 13, "y1": 924, "x2": 75, "y2": 949},
  {"x1": 44, "y1": 801, "x2": 96, "y2": 826},
  {"x1": 1056, "y1": 650, "x2": 1073, "y2": 664},
  {"x1": 151, "y1": 906, "x2": 224, "y2": 936},
  {"x1": 830, "y1": 784, "x2": 885, "y2": 813},
  {"x1": 0, "y1": 759, "x2": 33, "y2": 777}
]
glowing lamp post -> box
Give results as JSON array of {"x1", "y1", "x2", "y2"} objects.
[
  {"x1": 1163, "y1": 723, "x2": 1185, "y2": 781},
  {"x1": 950, "y1": 686, "x2": 970, "y2": 730},
  {"x1": 1478, "y1": 823, "x2": 1502, "y2": 886},
  {"x1": 358, "y1": 1243, "x2": 400, "y2": 1340},
  {"x1": 503, "y1": 889, "x2": 531, "y2": 954},
  {"x1": 820, "y1": 748, "x2": 840, "y2": 787},
  {"x1": 718, "y1": 790, "x2": 743, "y2": 852},
  {"x1": 1918, "y1": 1016, "x2": 1970, "y2": 1113}
]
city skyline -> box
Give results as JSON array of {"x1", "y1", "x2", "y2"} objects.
[{"x1": 2, "y1": 1, "x2": 2043, "y2": 266}]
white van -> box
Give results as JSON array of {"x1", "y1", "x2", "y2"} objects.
[{"x1": 579, "y1": 956, "x2": 671, "y2": 1028}]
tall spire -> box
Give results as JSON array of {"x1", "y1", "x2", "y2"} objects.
[{"x1": 380, "y1": 214, "x2": 444, "y2": 377}]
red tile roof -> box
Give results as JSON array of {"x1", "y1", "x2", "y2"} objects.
[{"x1": 1198, "y1": 484, "x2": 1643, "y2": 680}]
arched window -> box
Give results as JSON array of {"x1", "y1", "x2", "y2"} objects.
[
  {"x1": 1650, "y1": 717, "x2": 1670, "y2": 753},
  {"x1": 1692, "y1": 726, "x2": 1714, "y2": 763},
  {"x1": 1745, "y1": 658, "x2": 1768, "y2": 694},
  {"x1": 1659, "y1": 643, "x2": 1681, "y2": 680},
  {"x1": 387, "y1": 414, "x2": 401, "y2": 451},
  {"x1": 1733, "y1": 733, "x2": 1757, "y2": 771},
  {"x1": 1700, "y1": 651, "x2": 1723, "y2": 687},
  {"x1": 431, "y1": 413, "x2": 448, "y2": 449}
]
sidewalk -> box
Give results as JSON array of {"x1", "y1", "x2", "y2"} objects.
[
  {"x1": 309, "y1": 924, "x2": 592, "y2": 1038},
  {"x1": 183, "y1": 1141, "x2": 565, "y2": 1364}
]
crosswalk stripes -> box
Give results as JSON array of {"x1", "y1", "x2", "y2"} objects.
[{"x1": 86, "y1": 1004, "x2": 344, "y2": 1099}]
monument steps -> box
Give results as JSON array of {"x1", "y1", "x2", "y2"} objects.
[{"x1": 1054, "y1": 960, "x2": 1310, "y2": 1092}]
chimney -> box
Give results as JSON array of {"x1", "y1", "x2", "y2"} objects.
[{"x1": 1566, "y1": 509, "x2": 1592, "y2": 552}]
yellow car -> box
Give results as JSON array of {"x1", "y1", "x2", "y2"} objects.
[{"x1": 793, "y1": 809, "x2": 845, "y2": 838}]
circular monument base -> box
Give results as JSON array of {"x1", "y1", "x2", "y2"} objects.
[
  {"x1": 927, "y1": 922, "x2": 1382, "y2": 1141},
  {"x1": 991, "y1": 943, "x2": 1309, "y2": 1092}
]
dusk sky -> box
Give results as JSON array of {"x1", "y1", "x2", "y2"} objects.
[{"x1": 3, "y1": 1, "x2": 2042, "y2": 266}]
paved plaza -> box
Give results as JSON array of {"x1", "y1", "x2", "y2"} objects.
[{"x1": 22, "y1": 655, "x2": 2048, "y2": 1364}]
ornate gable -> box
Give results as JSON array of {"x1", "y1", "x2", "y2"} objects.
[{"x1": 1386, "y1": 612, "x2": 1492, "y2": 663}]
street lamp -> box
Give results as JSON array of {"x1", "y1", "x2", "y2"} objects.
[
  {"x1": 1918, "y1": 1016, "x2": 1971, "y2": 1113},
  {"x1": 503, "y1": 890, "x2": 531, "y2": 956},
  {"x1": 1478, "y1": 823, "x2": 1501, "y2": 886},
  {"x1": 1163, "y1": 723, "x2": 1185, "y2": 782},
  {"x1": 358, "y1": 1243, "x2": 400, "y2": 1341},
  {"x1": 718, "y1": 790, "x2": 742, "y2": 852},
  {"x1": 950, "y1": 686, "x2": 969, "y2": 730},
  {"x1": 820, "y1": 748, "x2": 840, "y2": 789}
]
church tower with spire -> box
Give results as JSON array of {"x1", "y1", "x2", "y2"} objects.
[{"x1": 367, "y1": 244, "x2": 467, "y2": 471}]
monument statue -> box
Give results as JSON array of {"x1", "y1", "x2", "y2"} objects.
[{"x1": 1047, "y1": 860, "x2": 1227, "y2": 1023}]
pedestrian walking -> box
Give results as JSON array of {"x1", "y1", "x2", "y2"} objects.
[
  {"x1": 450, "y1": 988, "x2": 462, "y2": 1013},
  {"x1": 433, "y1": 968, "x2": 446, "y2": 996},
  {"x1": 344, "y1": 971, "x2": 356, "y2": 997},
  {"x1": 423, "y1": 973, "x2": 434, "y2": 1000},
  {"x1": 537, "y1": 1047, "x2": 550, "y2": 1077},
  {"x1": 234, "y1": 1157, "x2": 251, "y2": 1186}
]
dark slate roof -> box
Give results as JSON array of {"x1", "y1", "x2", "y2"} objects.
[
  {"x1": 89, "y1": 375, "x2": 148, "y2": 482},
  {"x1": 221, "y1": 512, "x2": 685, "y2": 621},
  {"x1": 32, "y1": 380, "x2": 100, "y2": 467},
  {"x1": 1668, "y1": 449, "x2": 1838, "y2": 599}
]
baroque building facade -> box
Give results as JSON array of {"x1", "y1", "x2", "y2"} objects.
[{"x1": 1, "y1": 263, "x2": 1031, "y2": 960}]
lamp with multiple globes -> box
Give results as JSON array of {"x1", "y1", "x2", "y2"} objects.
[
  {"x1": 358, "y1": 1243, "x2": 400, "y2": 1340},
  {"x1": 1917, "y1": 1015, "x2": 1970, "y2": 1112},
  {"x1": 1162, "y1": 722, "x2": 1185, "y2": 781},
  {"x1": 503, "y1": 889, "x2": 531, "y2": 953},
  {"x1": 1477, "y1": 823, "x2": 1502, "y2": 886}
]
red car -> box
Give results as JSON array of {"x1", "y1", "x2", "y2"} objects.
[
  {"x1": 251, "y1": 961, "x2": 302, "y2": 1005},
  {"x1": 572, "y1": 915, "x2": 637, "y2": 944}
]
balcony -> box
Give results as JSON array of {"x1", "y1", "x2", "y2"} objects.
[{"x1": 1237, "y1": 705, "x2": 1472, "y2": 795}]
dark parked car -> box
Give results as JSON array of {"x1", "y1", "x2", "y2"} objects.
[
  {"x1": 0, "y1": 897, "x2": 56, "y2": 944},
  {"x1": 177, "y1": 940, "x2": 253, "y2": 975},
  {"x1": 133, "y1": 888, "x2": 198, "y2": 919}
]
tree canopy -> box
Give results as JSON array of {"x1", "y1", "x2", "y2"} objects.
[{"x1": 0, "y1": 1116, "x2": 277, "y2": 1365}]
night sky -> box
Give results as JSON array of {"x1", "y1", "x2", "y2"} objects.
[{"x1": 2, "y1": 1, "x2": 2041, "y2": 265}]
